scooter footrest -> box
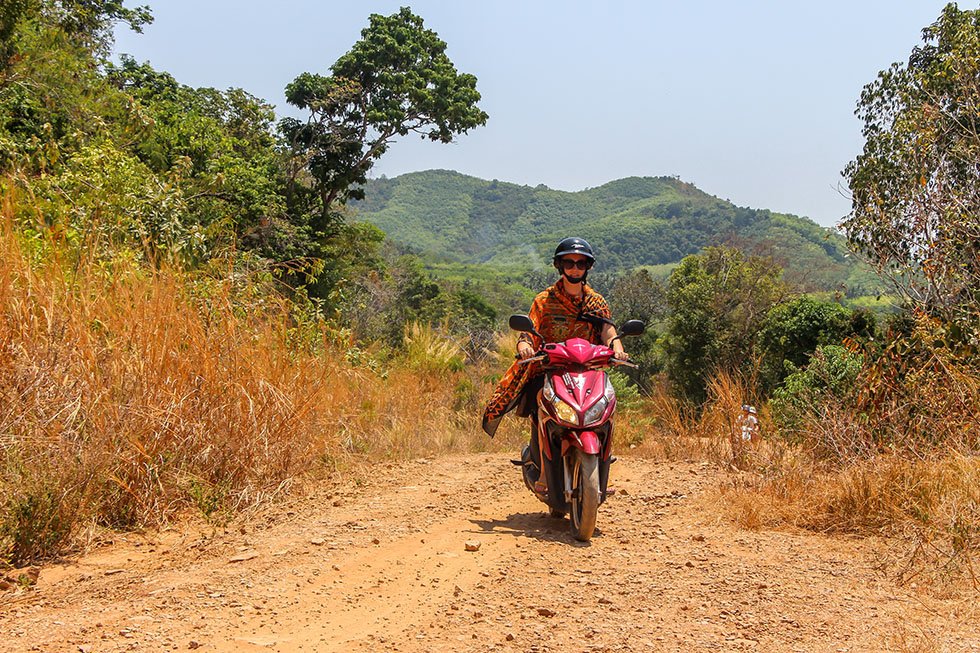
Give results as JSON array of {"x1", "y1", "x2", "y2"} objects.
[{"x1": 510, "y1": 459, "x2": 524, "y2": 466}]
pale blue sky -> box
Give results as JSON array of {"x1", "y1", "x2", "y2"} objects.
[{"x1": 114, "y1": 1, "x2": 965, "y2": 226}]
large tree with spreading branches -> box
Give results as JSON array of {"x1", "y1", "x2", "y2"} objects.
[
  {"x1": 843, "y1": 3, "x2": 980, "y2": 334},
  {"x1": 280, "y1": 7, "x2": 488, "y2": 227}
]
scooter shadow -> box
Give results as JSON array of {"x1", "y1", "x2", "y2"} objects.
[{"x1": 467, "y1": 511, "x2": 601, "y2": 547}]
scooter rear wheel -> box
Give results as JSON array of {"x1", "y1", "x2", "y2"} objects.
[{"x1": 569, "y1": 450, "x2": 600, "y2": 541}]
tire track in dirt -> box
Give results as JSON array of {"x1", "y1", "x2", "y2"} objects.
[{"x1": 2, "y1": 453, "x2": 978, "y2": 652}]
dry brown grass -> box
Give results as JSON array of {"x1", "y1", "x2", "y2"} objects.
[
  {"x1": 618, "y1": 364, "x2": 979, "y2": 591},
  {"x1": 0, "y1": 207, "x2": 510, "y2": 565},
  {"x1": 626, "y1": 370, "x2": 772, "y2": 465},
  {"x1": 721, "y1": 452, "x2": 980, "y2": 589}
]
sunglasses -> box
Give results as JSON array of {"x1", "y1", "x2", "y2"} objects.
[{"x1": 560, "y1": 258, "x2": 593, "y2": 271}]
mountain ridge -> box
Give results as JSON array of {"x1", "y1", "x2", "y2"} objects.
[{"x1": 351, "y1": 169, "x2": 876, "y2": 294}]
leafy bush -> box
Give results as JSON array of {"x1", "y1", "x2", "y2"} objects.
[
  {"x1": 401, "y1": 322, "x2": 466, "y2": 373},
  {"x1": 660, "y1": 246, "x2": 786, "y2": 403},
  {"x1": 758, "y1": 296, "x2": 856, "y2": 391},
  {"x1": 0, "y1": 455, "x2": 88, "y2": 565},
  {"x1": 771, "y1": 345, "x2": 863, "y2": 439},
  {"x1": 608, "y1": 369, "x2": 642, "y2": 411}
]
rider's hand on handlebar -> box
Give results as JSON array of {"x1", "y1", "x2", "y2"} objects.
[
  {"x1": 517, "y1": 342, "x2": 535, "y2": 360},
  {"x1": 613, "y1": 349, "x2": 630, "y2": 361}
]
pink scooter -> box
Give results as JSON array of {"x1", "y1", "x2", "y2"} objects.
[{"x1": 509, "y1": 314, "x2": 644, "y2": 541}]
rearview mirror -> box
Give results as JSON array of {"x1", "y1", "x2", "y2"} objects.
[
  {"x1": 619, "y1": 320, "x2": 645, "y2": 336},
  {"x1": 509, "y1": 314, "x2": 536, "y2": 333}
]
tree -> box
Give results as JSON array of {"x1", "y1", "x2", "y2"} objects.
[
  {"x1": 843, "y1": 4, "x2": 980, "y2": 333},
  {"x1": 660, "y1": 247, "x2": 786, "y2": 403},
  {"x1": 608, "y1": 268, "x2": 667, "y2": 327},
  {"x1": 280, "y1": 7, "x2": 488, "y2": 223},
  {"x1": 106, "y1": 57, "x2": 291, "y2": 260},
  {"x1": 757, "y1": 295, "x2": 854, "y2": 391},
  {"x1": 1, "y1": 0, "x2": 150, "y2": 73},
  {"x1": 607, "y1": 268, "x2": 667, "y2": 387}
]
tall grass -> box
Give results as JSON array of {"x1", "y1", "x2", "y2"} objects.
[
  {"x1": 627, "y1": 370, "x2": 768, "y2": 465},
  {"x1": 721, "y1": 452, "x2": 980, "y2": 589},
  {"x1": 618, "y1": 359, "x2": 978, "y2": 590},
  {"x1": 0, "y1": 202, "x2": 508, "y2": 565}
]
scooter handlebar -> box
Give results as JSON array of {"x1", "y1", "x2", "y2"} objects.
[{"x1": 516, "y1": 353, "x2": 547, "y2": 365}]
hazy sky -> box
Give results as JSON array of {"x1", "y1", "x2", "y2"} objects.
[{"x1": 113, "y1": 1, "x2": 965, "y2": 227}]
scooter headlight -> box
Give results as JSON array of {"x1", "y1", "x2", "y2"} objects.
[
  {"x1": 583, "y1": 377, "x2": 615, "y2": 426},
  {"x1": 543, "y1": 376, "x2": 582, "y2": 426},
  {"x1": 583, "y1": 397, "x2": 608, "y2": 426},
  {"x1": 553, "y1": 399, "x2": 579, "y2": 426}
]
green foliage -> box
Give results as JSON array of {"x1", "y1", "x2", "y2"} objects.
[
  {"x1": 605, "y1": 268, "x2": 667, "y2": 387},
  {"x1": 402, "y1": 322, "x2": 466, "y2": 373},
  {"x1": 1, "y1": 453, "x2": 87, "y2": 565},
  {"x1": 0, "y1": 8, "x2": 133, "y2": 168},
  {"x1": 0, "y1": 1, "x2": 31, "y2": 73},
  {"x1": 0, "y1": 0, "x2": 150, "y2": 74},
  {"x1": 418, "y1": 260, "x2": 536, "y2": 326},
  {"x1": 1, "y1": 13, "x2": 289, "y2": 270},
  {"x1": 607, "y1": 267, "x2": 667, "y2": 326},
  {"x1": 185, "y1": 478, "x2": 230, "y2": 524},
  {"x1": 758, "y1": 296, "x2": 855, "y2": 391},
  {"x1": 353, "y1": 170, "x2": 879, "y2": 296},
  {"x1": 660, "y1": 247, "x2": 786, "y2": 404},
  {"x1": 317, "y1": 220, "x2": 387, "y2": 301},
  {"x1": 13, "y1": 141, "x2": 204, "y2": 265},
  {"x1": 280, "y1": 7, "x2": 487, "y2": 217},
  {"x1": 332, "y1": 248, "x2": 500, "y2": 356},
  {"x1": 106, "y1": 57, "x2": 290, "y2": 259},
  {"x1": 2, "y1": 1, "x2": 462, "y2": 326},
  {"x1": 771, "y1": 345, "x2": 864, "y2": 437},
  {"x1": 608, "y1": 369, "x2": 642, "y2": 411},
  {"x1": 843, "y1": 3, "x2": 980, "y2": 333}
]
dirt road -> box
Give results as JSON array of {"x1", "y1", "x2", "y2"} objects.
[{"x1": 2, "y1": 454, "x2": 977, "y2": 652}]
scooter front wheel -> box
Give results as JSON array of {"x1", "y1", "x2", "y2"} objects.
[{"x1": 569, "y1": 450, "x2": 600, "y2": 541}]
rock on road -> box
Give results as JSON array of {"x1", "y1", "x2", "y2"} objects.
[{"x1": 1, "y1": 454, "x2": 977, "y2": 652}]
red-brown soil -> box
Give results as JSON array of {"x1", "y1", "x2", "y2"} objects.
[{"x1": 2, "y1": 454, "x2": 977, "y2": 652}]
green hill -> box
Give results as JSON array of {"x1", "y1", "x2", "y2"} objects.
[{"x1": 352, "y1": 170, "x2": 879, "y2": 295}]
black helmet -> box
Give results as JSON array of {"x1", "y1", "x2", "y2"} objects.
[{"x1": 553, "y1": 237, "x2": 595, "y2": 263}]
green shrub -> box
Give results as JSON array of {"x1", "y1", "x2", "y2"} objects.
[
  {"x1": 758, "y1": 295, "x2": 853, "y2": 391},
  {"x1": 0, "y1": 456, "x2": 88, "y2": 565},
  {"x1": 771, "y1": 345, "x2": 863, "y2": 436},
  {"x1": 609, "y1": 369, "x2": 642, "y2": 411},
  {"x1": 402, "y1": 322, "x2": 466, "y2": 373}
]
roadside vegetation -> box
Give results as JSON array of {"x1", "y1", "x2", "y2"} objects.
[
  {"x1": 0, "y1": 201, "x2": 520, "y2": 562},
  {"x1": 627, "y1": 5, "x2": 980, "y2": 591},
  {"x1": 1, "y1": 1, "x2": 977, "y2": 593}
]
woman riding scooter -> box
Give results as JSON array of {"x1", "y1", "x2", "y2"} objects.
[{"x1": 482, "y1": 237, "x2": 627, "y2": 495}]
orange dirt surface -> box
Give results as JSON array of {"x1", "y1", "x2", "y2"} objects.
[{"x1": 2, "y1": 454, "x2": 978, "y2": 652}]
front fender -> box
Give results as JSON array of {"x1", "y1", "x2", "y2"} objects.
[
  {"x1": 578, "y1": 430, "x2": 602, "y2": 454},
  {"x1": 561, "y1": 430, "x2": 602, "y2": 456}
]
